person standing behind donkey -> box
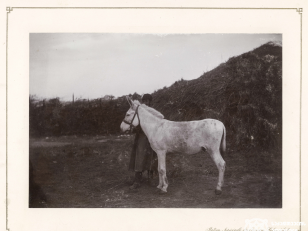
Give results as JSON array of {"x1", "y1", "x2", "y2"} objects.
[{"x1": 128, "y1": 94, "x2": 157, "y2": 189}]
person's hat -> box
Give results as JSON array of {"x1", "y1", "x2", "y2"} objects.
[{"x1": 142, "y1": 94, "x2": 152, "y2": 102}]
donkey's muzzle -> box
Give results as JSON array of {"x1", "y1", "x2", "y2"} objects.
[{"x1": 120, "y1": 122, "x2": 130, "y2": 133}]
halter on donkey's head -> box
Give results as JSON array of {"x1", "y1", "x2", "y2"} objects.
[{"x1": 122, "y1": 96, "x2": 140, "y2": 132}]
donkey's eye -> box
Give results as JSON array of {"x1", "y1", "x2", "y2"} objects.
[{"x1": 126, "y1": 114, "x2": 130, "y2": 117}]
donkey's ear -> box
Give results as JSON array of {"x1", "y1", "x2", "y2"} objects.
[
  {"x1": 130, "y1": 99, "x2": 138, "y2": 110},
  {"x1": 129, "y1": 97, "x2": 134, "y2": 105},
  {"x1": 126, "y1": 96, "x2": 132, "y2": 107},
  {"x1": 130, "y1": 101, "x2": 138, "y2": 110}
]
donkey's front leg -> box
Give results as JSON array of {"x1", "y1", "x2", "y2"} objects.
[
  {"x1": 157, "y1": 167, "x2": 163, "y2": 190},
  {"x1": 156, "y1": 150, "x2": 168, "y2": 193}
]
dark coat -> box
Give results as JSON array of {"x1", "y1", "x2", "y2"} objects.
[{"x1": 128, "y1": 126, "x2": 157, "y2": 172}]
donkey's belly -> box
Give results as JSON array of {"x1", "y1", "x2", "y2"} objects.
[{"x1": 168, "y1": 144, "x2": 201, "y2": 155}]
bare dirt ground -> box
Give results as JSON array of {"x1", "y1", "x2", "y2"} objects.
[{"x1": 29, "y1": 135, "x2": 282, "y2": 208}]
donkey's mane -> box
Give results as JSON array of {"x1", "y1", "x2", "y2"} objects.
[{"x1": 133, "y1": 100, "x2": 164, "y2": 119}]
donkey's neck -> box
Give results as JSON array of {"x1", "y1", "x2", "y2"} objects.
[{"x1": 138, "y1": 106, "x2": 162, "y2": 139}]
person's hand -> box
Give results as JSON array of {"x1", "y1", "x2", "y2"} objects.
[{"x1": 132, "y1": 126, "x2": 141, "y2": 134}]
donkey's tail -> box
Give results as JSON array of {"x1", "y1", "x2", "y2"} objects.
[{"x1": 220, "y1": 125, "x2": 226, "y2": 158}]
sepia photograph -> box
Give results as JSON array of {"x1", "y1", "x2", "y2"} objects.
[{"x1": 29, "y1": 33, "x2": 282, "y2": 208}]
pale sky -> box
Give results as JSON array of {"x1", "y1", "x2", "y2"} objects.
[{"x1": 30, "y1": 33, "x2": 282, "y2": 101}]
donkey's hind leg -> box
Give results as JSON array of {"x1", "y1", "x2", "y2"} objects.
[{"x1": 209, "y1": 149, "x2": 226, "y2": 195}]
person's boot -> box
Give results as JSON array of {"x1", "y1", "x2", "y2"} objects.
[
  {"x1": 147, "y1": 170, "x2": 156, "y2": 186},
  {"x1": 129, "y1": 172, "x2": 142, "y2": 189}
]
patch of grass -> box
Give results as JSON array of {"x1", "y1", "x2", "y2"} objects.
[{"x1": 29, "y1": 135, "x2": 281, "y2": 208}]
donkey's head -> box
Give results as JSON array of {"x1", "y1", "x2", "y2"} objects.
[{"x1": 120, "y1": 96, "x2": 140, "y2": 132}]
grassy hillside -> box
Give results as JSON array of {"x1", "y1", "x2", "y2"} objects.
[{"x1": 151, "y1": 42, "x2": 282, "y2": 152}]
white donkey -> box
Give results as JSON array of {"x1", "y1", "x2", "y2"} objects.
[{"x1": 120, "y1": 97, "x2": 226, "y2": 195}]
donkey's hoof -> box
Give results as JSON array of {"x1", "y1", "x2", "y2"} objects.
[
  {"x1": 160, "y1": 189, "x2": 167, "y2": 194},
  {"x1": 215, "y1": 189, "x2": 222, "y2": 195},
  {"x1": 157, "y1": 185, "x2": 162, "y2": 190}
]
